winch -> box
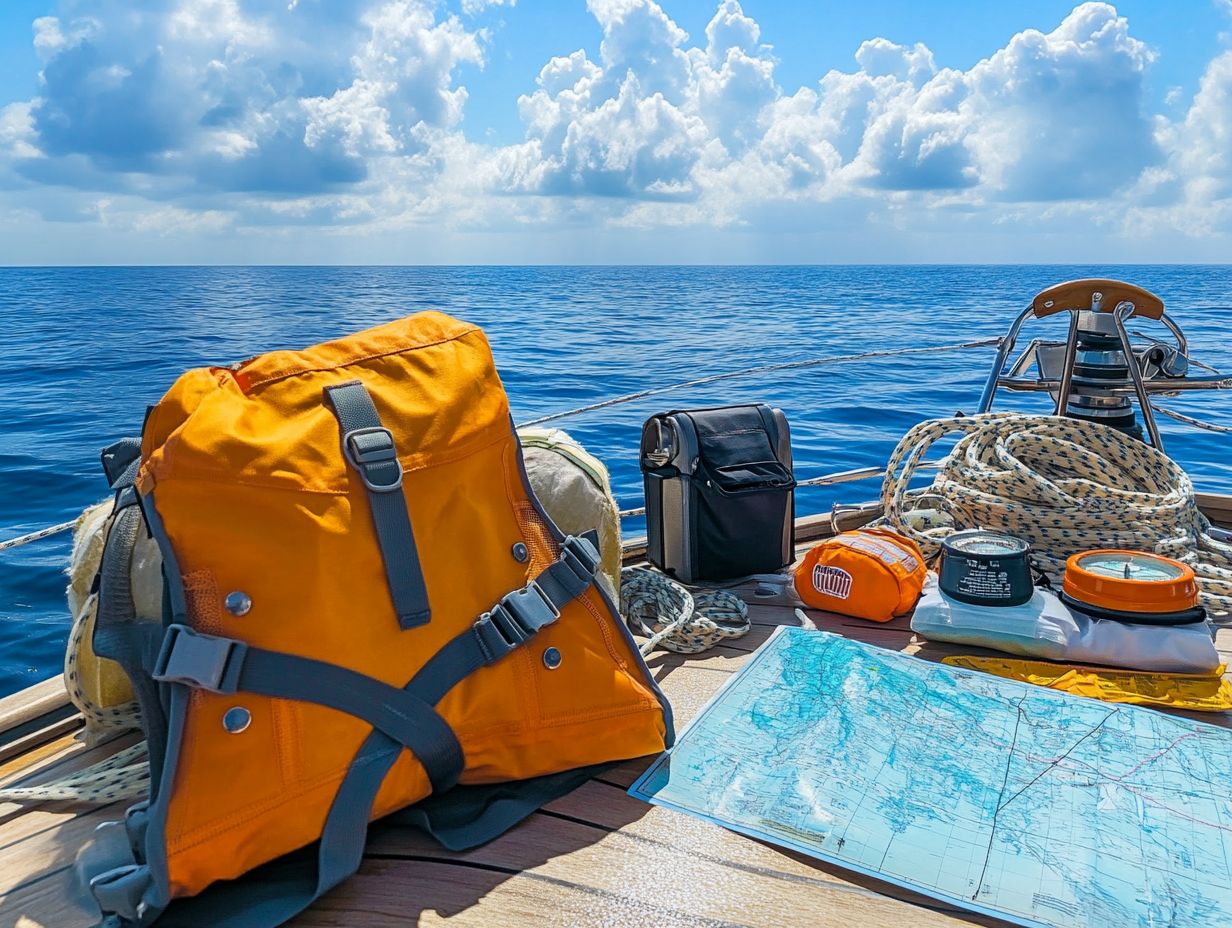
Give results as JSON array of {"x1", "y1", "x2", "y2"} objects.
[
  {"x1": 1059, "y1": 313, "x2": 1145, "y2": 440},
  {"x1": 937, "y1": 530, "x2": 1033, "y2": 607},
  {"x1": 1061, "y1": 549, "x2": 1205, "y2": 626},
  {"x1": 976, "y1": 278, "x2": 1232, "y2": 449}
]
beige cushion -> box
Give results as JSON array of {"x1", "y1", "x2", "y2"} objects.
[{"x1": 518, "y1": 428, "x2": 622, "y2": 607}]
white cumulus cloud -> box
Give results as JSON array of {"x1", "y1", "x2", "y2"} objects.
[
  {"x1": 963, "y1": 2, "x2": 1159, "y2": 200},
  {"x1": 1174, "y1": 50, "x2": 1232, "y2": 201},
  {"x1": 0, "y1": 0, "x2": 1229, "y2": 256},
  {"x1": 14, "y1": 0, "x2": 484, "y2": 200},
  {"x1": 495, "y1": 0, "x2": 1166, "y2": 214}
]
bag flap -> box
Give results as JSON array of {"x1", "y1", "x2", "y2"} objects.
[{"x1": 685, "y1": 406, "x2": 793, "y2": 491}]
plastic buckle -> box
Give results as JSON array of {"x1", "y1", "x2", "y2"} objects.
[
  {"x1": 474, "y1": 581, "x2": 560, "y2": 662},
  {"x1": 152, "y1": 625, "x2": 246, "y2": 693},
  {"x1": 560, "y1": 534, "x2": 600, "y2": 584},
  {"x1": 504, "y1": 580, "x2": 561, "y2": 632},
  {"x1": 90, "y1": 863, "x2": 153, "y2": 923},
  {"x1": 343, "y1": 427, "x2": 403, "y2": 493}
]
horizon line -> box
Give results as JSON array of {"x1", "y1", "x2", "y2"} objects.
[{"x1": 3, "y1": 262, "x2": 1232, "y2": 270}]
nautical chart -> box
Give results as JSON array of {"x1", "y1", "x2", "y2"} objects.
[{"x1": 630, "y1": 627, "x2": 1232, "y2": 928}]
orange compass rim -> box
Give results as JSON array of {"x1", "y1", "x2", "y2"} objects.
[{"x1": 1062, "y1": 549, "x2": 1198, "y2": 615}]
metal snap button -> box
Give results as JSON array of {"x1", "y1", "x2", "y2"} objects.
[
  {"x1": 222, "y1": 707, "x2": 251, "y2": 733},
  {"x1": 224, "y1": 591, "x2": 252, "y2": 617},
  {"x1": 542, "y1": 647, "x2": 562, "y2": 670},
  {"x1": 512, "y1": 542, "x2": 529, "y2": 563}
]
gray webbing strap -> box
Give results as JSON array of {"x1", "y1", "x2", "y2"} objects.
[
  {"x1": 92, "y1": 498, "x2": 172, "y2": 790},
  {"x1": 324, "y1": 381, "x2": 430, "y2": 630},
  {"x1": 101, "y1": 437, "x2": 143, "y2": 489},
  {"x1": 412, "y1": 535, "x2": 599, "y2": 703},
  {"x1": 305, "y1": 533, "x2": 600, "y2": 893},
  {"x1": 115, "y1": 535, "x2": 600, "y2": 928},
  {"x1": 389, "y1": 762, "x2": 611, "y2": 851},
  {"x1": 152, "y1": 627, "x2": 463, "y2": 794},
  {"x1": 96, "y1": 503, "x2": 141, "y2": 630}
]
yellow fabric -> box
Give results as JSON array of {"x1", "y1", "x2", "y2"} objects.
[
  {"x1": 65, "y1": 502, "x2": 135, "y2": 714},
  {"x1": 75, "y1": 606, "x2": 133, "y2": 709},
  {"x1": 138, "y1": 311, "x2": 667, "y2": 898},
  {"x1": 66, "y1": 501, "x2": 164, "y2": 736},
  {"x1": 943, "y1": 655, "x2": 1232, "y2": 711},
  {"x1": 67, "y1": 504, "x2": 137, "y2": 716}
]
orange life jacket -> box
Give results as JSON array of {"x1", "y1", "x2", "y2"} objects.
[{"x1": 85, "y1": 311, "x2": 671, "y2": 926}]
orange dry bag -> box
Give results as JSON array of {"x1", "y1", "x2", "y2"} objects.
[
  {"x1": 82, "y1": 312, "x2": 671, "y2": 926},
  {"x1": 793, "y1": 528, "x2": 927, "y2": 622}
]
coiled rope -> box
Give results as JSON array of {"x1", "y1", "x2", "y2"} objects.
[
  {"x1": 879, "y1": 413, "x2": 1232, "y2": 613},
  {"x1": 10, "y1": 588, "x2": 154, "y2": 803},
  {"x1": 0, "y1": 509, "x2": 150, "y2": 804},
  {"x1": 620, "y1": 567, "x2": 750, "y2": 654},
  {"x1": 63, "y1": 592, "x2": 143, "y2": 732}
]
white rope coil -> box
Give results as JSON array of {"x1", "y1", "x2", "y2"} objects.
[
  {"x1": 0, "y1": 510, "x2": 148, "y2": 805},
  {"x1": 63, "y1": 592, "x2": 142, "y2": 732},
  {"x1": 878, "y1": 413, "x2": 1232, "y2": 613},
  {"x1": 621, "y1": 567, "x2": 750, "y2": 654}
]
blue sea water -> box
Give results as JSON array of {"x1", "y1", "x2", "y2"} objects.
[{"x1": 1, "y1": 265, "x2": 1229, "y2": 699}]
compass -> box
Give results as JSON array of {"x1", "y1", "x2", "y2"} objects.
[
  {"x1": 938, "y1": 530, "x2": 1034, "y2": 607},
  {"x1": 1062, "y1": 549, "x2": 1204, "y2": 625}
]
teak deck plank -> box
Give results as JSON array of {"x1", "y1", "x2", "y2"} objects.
[
  {"x1": 4, "y1": 500, "x2": 1232, "y2": 927},
  {"x1": 0, "y1": 678, "x2": 72, "y2": 742},
  {"x1": 0, "y1": 600, "x2": 991, "y2": 928},
  {"x1": 6, "y1": 591, "x2": 1225, "y2": 926}
]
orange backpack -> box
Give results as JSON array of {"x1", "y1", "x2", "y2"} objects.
[{"x1": 84, "y1": 312, "x2": 671, "y2": 925}]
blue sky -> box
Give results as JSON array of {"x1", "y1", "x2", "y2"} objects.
[{"x1": 1, "y1": 0, "x2": 1230, "y2": 264}]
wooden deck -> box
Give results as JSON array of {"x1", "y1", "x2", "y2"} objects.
[{"x1": 4, "y1": 506, "x2": 1232, "y2": 927}]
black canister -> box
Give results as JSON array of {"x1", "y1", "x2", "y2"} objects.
[{"x1": 938, "y1": 530, "x2": 1034, "y2": 607}]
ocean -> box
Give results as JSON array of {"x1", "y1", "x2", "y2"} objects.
[{"x1": 1, "y1": 265, "x2": 1229, "y2": 699}]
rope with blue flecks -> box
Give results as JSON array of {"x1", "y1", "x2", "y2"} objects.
[
  {"x1": 0, "y1": 519, "x2": 78, "y2": 552},
  {"x1": 620, "y1": 567, "x2": 750, "y2": 654},
  {"x1": 0, "y1": 509, "x2": 150, "y2": 804},
  {"x1": 0, "y1": 742, "x2": 148, "y2": 803},
  {"x1": 878, "y1": 413, "x2": 1232, "y2": 612}
]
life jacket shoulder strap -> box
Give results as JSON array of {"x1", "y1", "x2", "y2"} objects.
[{"x1": 324, "y1": 380, "x2": 431, "y2": 630}]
